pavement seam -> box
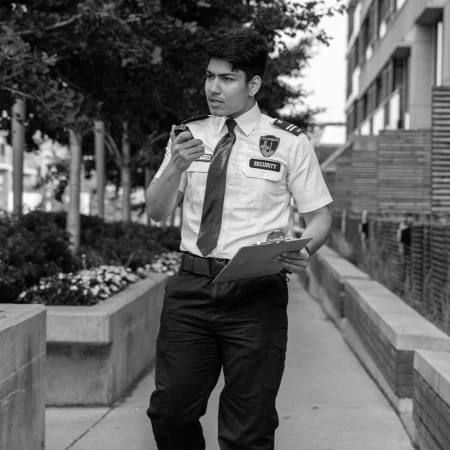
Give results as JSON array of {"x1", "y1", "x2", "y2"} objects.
[{"x1": 65, "y1": 407, "x2": 114, "y2": 450}]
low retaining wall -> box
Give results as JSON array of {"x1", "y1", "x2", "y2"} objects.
[
  {"x1": 343, "y1": 278, "x2": 450, "y2": 421},
  {"x1": 307, "y1": 246, "x2": 369, "y2": 327},
  {"x1": 306, "y1": 245, "x2": 450, "y2": 446},
  {"x1": 46, "y1": 273, "x2": 168, "y2": 406},
  {"x1": 0, "y1": 304, "x2": 46, "y2": 450},
  {"x1": 414, "y1": 351, "x2": 450, "y2": 450}
]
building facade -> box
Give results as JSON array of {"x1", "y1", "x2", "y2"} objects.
[
  {"x1": 326, "y1": 0, "x2": 450, "y2": 215},
  {"x1": 346, "y1": 0, "x2": 450, "y2": 136}
]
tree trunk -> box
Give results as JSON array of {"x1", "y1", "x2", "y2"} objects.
[
  {"x1": 12, "y1": 97, "x2": 25, "y2": 216},
  {"x1": 144, "y1": 167, "x2": 153, "y2": 225},
  {"x1": 94, "y1": 120, "x2": 105, "y2": 218},
  {"x1": 66, "y1": 130, "x2": 82, "y2": 254},
  {"x1": 121, "y1": 121, "x2": 131, "y2": 223}
]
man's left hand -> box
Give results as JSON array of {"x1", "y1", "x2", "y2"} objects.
[{"x1": 275, "y1": 248, "x2": 310, "y2": 273}]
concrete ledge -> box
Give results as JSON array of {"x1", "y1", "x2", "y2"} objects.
[
  {"x1": 343, "y1": 278, "x2": 450, "y2": 442},
  {"x1": 345, "y1": 279, "x2": 450, "y2": 352},
  {"x1": 46, "y1": 273, "x2": 168, "y2": 405},
  {"x1": 305, "y1": 245, "x2": 450, "y2": 447},
  {"x1": 0, "y1": 304, "x2": 46, "y2": 450},
  {"x1": 307, "y1": 245, "x2": 369, "y2": 328},
  {"x1": 414, "y1": 351, "x2": 450, "y2": 450}
]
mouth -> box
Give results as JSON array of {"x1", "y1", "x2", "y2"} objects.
[{"x1": 208, "y1": 98, "x2": 223, "y2": 105}]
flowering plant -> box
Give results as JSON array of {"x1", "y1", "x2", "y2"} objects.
[
  {"x1": 16, "y1": 252, "x2": 181, "y2": 306},
  {"x1": 137, "y1": 252, "x2": 181, "y2": 277}
]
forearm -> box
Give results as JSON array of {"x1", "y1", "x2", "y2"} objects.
[
  {"x1": 146, "y1": 164, "x2": 183, "y2": 221},
  {"x1": 301, "y1": 205, "x2": 333, "y2": 255}
]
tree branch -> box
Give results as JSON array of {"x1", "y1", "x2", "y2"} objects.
[
  {"x1": 0, "y1": 84, "x2": 53, "y2": 112},
  {"x1": 105, "y1": 132, "x2": 122, "y2": 166},
  {"x1": 17, "y1": 14, "x2": 82, "y2": 36}
]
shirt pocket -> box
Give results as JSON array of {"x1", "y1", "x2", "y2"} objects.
[
  {"x1": 238, "y1": 164, "x2": 286, "y2": 211},
  {"x1": 185, "y1": 162, "x2": 210, "y2": 204}
]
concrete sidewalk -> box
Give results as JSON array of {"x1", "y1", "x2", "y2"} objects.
[{"x1": 46, "y1": 276, "x2": 414, "y2": 450}]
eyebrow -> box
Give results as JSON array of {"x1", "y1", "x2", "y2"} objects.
[{"x1": 206, "y1": 70, "x2": 237, "y2": 77}]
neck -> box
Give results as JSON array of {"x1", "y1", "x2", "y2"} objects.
[{"x1": 229, "y1": 99, "x2": 256, "y2": 119}]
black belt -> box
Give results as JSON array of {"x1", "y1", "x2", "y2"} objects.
[{"x1": 180, "y1": 252, "x2": 229, "y2": 278}]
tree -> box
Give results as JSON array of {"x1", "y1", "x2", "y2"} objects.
[{"x1": 1, "y1": 0, "x2": 344, "y2": 240}]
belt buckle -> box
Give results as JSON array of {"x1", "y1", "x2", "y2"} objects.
[{"x1": 210, "y1": 258, "x2": 227, "y2": 278}]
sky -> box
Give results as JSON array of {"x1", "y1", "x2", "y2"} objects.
[{"x1": 302, "y1": 11, "x2": 348, "y2": 124}]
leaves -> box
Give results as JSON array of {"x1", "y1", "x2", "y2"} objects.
[{"x1": 0, "y1": 0, "x2": 344, "y2": 186}]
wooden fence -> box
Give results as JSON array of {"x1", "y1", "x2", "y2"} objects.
[{"x1": 331, "y1": 210, "x2": 450, "y2": 327}]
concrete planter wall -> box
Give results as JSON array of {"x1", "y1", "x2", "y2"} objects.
[
  {"x1": 343, "y1": 278, "x2": 450, "y2": 438},
  {"x1": 0, "y1": 304, "x2": 46, "y2": 450},
  {"x1": 307, "y1": 246, "x2": 369, "y2": 327},
  {"x1": 414, "y1": 350, "x2": 450, "y2": 450},
  {"x1": 306, "y1": 245, "x2": 450, "y2": 447},
  {"x1": 46, "y1": 273, "x2": 168, "y2": 406}
]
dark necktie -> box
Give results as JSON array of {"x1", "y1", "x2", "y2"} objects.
[{"x1": 196, "y1": 118, "x2": 237, "y2": 256}]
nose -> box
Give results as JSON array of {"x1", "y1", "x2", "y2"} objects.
[{"x1": 208, "y1": 77, "x2": 221, "y2": 95}]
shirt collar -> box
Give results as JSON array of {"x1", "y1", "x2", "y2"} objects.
[{"x1": 217, "y1": 103, "x2": 261, "y2": 137}]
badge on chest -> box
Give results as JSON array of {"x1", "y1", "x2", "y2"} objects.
[{"x1": 259, "y1": 135, "x2": 280, "y2": 157}]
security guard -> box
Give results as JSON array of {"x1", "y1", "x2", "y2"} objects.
[{"x1": 146, "y1": 29, "x2": 333, "y2": 450}]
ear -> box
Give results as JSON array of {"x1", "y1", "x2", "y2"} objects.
[{"x1": 248, "y1": 75, "x2": 262, "y2": 97}]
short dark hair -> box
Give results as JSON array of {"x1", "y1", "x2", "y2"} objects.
[{"x1": 205, "y1": 29, "x2": 269, "y2": 81}]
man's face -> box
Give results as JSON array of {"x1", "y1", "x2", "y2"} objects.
[{"x1": 205, "y1": 58, "x2": 257, "y2": 118}]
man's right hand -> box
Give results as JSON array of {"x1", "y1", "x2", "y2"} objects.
[{"x1": 170, "y1": 126, "x2": 205, "y2": 171}]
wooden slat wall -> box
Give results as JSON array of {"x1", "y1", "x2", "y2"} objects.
[
  {"x1": 331, "y1": 213, "x2": 448, "y2": 320},
  {"x1": 431, "y1": 87, "x2": 450, "y2": 213},
  {"x1": 377, "y1": 130, "x2": 431, "y2": 213},
  {"x1": 411, "y1": 223, "x2": 426, "y2": 304},
  {"x1": 351, "y1": 136, "x2": 378, "y2": 212},
  {"x1": 428, "y1": 223, "x2": 450, "y2": 314},
  {"x1": 334, "y1": 144, "x2": 353, "y2": 211},
  {"x1": 372, "y1": 217, "x2": 405, "y2": 296}
]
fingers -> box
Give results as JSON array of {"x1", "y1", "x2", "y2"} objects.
[
  {"x1": 181, "y1": 137, "x2": 204, "y2": 149},
  {"x1": 274, "y1": 249, "x2": 310, "y2": 273},
  {"x1": 180, "y1": 146, "x2": 205, "y2": 160},
  {"x1": 279, "y1": 250, "x2": 309, "y2": 261},
  {"x1": 170, "y1": 124, "x2": 206, "y2": 170},
  {"x1": 274, "y1": 255, "x2": 308, "y2": 273}
]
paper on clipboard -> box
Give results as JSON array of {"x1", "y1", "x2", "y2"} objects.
[{"x1": 213, "y1": 237, "x2": 312, "y2": 283}]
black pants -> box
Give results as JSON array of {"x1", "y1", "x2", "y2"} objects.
[{"x1": 147, "y1": 270, "x2": 289, "y2": 450}]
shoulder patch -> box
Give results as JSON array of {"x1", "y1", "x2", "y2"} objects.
[
  {"x1": 272, "y1": 119, "x2": 303, "y2": 136},
  {"x1": 181, "y1": 114, "x2": 210, "y2": 125}
]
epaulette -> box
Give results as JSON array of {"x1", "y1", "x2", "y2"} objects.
[
  {"x1": 272, "y1": 119, "x2": 303, "y2": 136},
  {"x1": 181, "y1": 114, "x2": 210, "y2": 125}
]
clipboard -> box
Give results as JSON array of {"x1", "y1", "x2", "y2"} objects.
[{"x1": 213, "y1": 237, "x2": 312, "y2": 283}]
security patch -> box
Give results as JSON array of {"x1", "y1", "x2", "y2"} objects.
[
  {"x1": 249, "y1": 159, "x2": 281, "y2": 172},
  {"x1": 259, "y1": 135, "x2": 280, "y2": 157}
]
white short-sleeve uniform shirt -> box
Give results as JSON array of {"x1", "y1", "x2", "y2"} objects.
[{"x1": 154, "y1": 103, "x2": 333, "y2": 259}]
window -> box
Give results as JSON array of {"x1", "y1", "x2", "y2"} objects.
[
  {"x1": 393, "y1": 58, "x2": 406, "y2": 90},
  {"x1": 348, "y1": 4, "x2": 355, "y2": 40},
  {"x1": 375, "y1": 77, "x2": 382, "y2": 107}
]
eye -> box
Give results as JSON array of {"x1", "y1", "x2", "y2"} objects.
[
  {"x1": 205, "y1": 73, "x2": 214, "y2": 80},
  {"x1": 222, "y1": 76, "x2": 233, "y2": 82}
]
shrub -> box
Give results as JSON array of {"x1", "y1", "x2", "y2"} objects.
[
  {"x1": 16, "y1": 211, "x2": 181, "y2": 269},
  {"x1": 0, "y1": 211, "x2": 181, "y2": 304},
  {"x1": 0, "y1": 213, "x2": 79, "y2": 303}
]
